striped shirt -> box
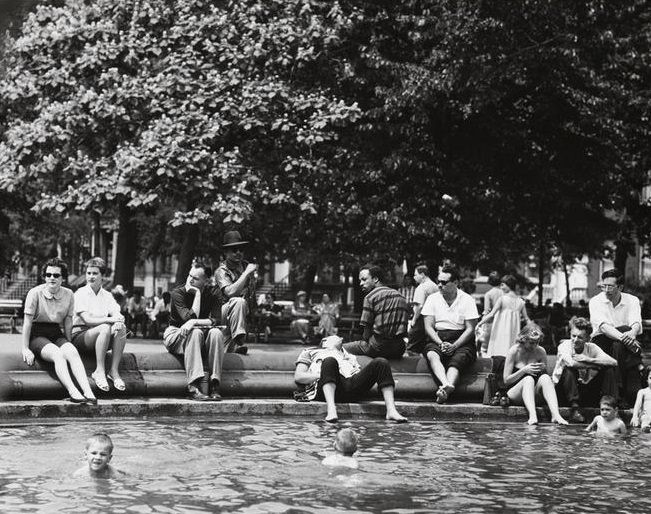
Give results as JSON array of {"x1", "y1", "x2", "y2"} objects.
[{"x1": 360, "y1": 286, "x2": 409, "y2": 338}]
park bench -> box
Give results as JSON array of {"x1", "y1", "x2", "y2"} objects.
[{"x1": 0, "y1": 299, "x2": 22, "y2": 334}]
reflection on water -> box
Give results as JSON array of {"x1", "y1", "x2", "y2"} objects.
[{"x1": 0, "y1": 418, "x2": 650, "y2": 513}]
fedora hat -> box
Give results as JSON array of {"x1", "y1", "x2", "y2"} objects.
[{"x1": 222, "y1": 230, "x2": 249, "y2": 247}]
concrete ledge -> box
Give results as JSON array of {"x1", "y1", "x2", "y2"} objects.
[{"x1": 0, "y1": 398, "x2": 612, "y2": 423}]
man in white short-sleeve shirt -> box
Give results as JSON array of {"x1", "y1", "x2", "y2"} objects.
[
  {"x1": 420, "y1": 265, "x2": 479, "y2": 404},
  {"x1": 588, "y1": 268, "x2": 644, "y2": 406},
  {"x1": 407, "y1": 264, "x2": 439, "y2": 352}
]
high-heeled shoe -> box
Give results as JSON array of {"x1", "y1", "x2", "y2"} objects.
[{"x1": 83, "y1": 396, "x2": 98, "y2": 405}]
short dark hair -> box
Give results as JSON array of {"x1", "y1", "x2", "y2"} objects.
[
  {"x1": 192, "y1": 261, "x2": 213, "y2": 278},
  {"x1": 85, "y1": 257, "x2": 108, "y2": 275},
  {"x1": 501, "y1": 274, "x2": 517, "y2": 291},
  {"x1": 162, "y1": 291, "x2": 171, "y2": 303},
  {"x1": 415, "y1": 264, "x2": 429, "y2": 276},
  {"x1": 43, "y1": 258, "x2": 68, "y2": 280},
  {"x1": 488, "y1": 271, "x2": 501, "y2": 286},
  {"x1": 440, "y1": 264, "x2": 459, "y2": 282},
  {"x1": 601, "y1": 268, "x2": 624, "y2": 286},
  {"x1": 86, "y1": 433, "x2": 113, "y2": 452},
  {"x1": 360, "y1": 264, "x2": 385, "y2": 283},
  {"x1": 569, "y1": 316, "x2": 591, "y2": 334},
  {"x1": 600, "y1": 395, "x2": 617, "y2": 409}
]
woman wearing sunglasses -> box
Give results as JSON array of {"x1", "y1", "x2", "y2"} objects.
[{"x1": 21, "y1": 258, "x2": 98, "y2": 404}]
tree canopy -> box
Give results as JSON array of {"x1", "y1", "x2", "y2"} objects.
[{"x1": 0, "y1": 0, "x2": 648, "y2": 288}]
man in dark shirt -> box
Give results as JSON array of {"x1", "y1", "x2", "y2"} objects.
[
  {"x1": 343, "y1": 264, "x2": 409, "y2": 360},
  {"x1": 163, "y1": 262, "x2": 225, "y2": 401},
  {"x1": 214, "y1": 230, "x2": 257, "y2": 355}
]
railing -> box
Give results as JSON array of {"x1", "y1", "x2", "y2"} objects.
[{"x1": 0, "y1": 274, "x2": 38, "y2": 300}]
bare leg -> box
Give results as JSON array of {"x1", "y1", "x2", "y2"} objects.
[
  {"x1": 61, "y1": 343, "x2": 96, "y2": 399},
  {"x1": 508, "y1": 375, "x2": 538, "y2": 424},
  {"x1": 536, "y1": 374, "x2": 568, "y2": 425},
  {"x1": 39, "y1": 344, "x2": 84, "y2": 400},
  {"x1": 381, "y1": 386, "x2": 407, "y2": 422},
  {"x1": 426, "y1": 351, "x2": 452, "y2": 388},
  {"x1": 88, "y1": 324, "x2": 111, "y2": 378},
  {"x1": 109, "y1": 326, "x2": 127, "y2": 380},
  {"x1": 322, "y1": 382, "x2": 338, "y2": 422}
]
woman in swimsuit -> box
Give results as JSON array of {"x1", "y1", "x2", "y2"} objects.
[{"x1": 503, "y1": 323, "x2": 568, "y2": 425}]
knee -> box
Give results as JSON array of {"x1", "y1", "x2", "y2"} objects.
[
  {"x1": 188, "y1": 329, "x2": 205, "y2": 343},
  {"x1": 372, "y1": 357, "x2": 390, "y2": 369},
  {"x1": 522, "y1": 375, "x2": 535, "y2": 388},
  {"x1": 426, "y1": 351, "x2": 441, "y2": 364},
  {"x1": 61, "y1": 343, "x2": 81, "y2": 360},
  {"x1": 538, "y1": 374, "x2": 552, "y2": 386},
  {"x1": 321, "y1": 357, "x2": 339, "y2": 371},
  {"x1": 97, "y1": 323, "x2": 111, "y2": 336}
]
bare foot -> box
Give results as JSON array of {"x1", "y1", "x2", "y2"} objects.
[
  {"x1": 386, "y1": 412, "x2": 408, "y2": 423},
  {"x1": 436, "y1": 384, "x2": 455, "y2": 404},
  {"x1": 324, "y1": 416, "x2": 338, "y2": 424},
  {"x1": 527, "y1": 417, "x2": 538, "y2": 425},
  {"x1": 551, "y1": 416, "x2": 569, "y2": 425}
]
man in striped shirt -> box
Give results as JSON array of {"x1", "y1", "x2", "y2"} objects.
[{"x1": 343, "y1": 264, "x2": 409, "y2": 360}]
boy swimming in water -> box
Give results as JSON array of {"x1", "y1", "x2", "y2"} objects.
[
  {"x1": 631, "y1": 367, "x2": 651, "y2": 432},
  {"x1": 585, "y1": 396, "x2": 626, "y2": 435},
  {"x1": 74, "y1": 433, "x2": 124, "y2": 478},
  {"x1": 322, "y1": 428, "x2": 359, "y2": 469}
]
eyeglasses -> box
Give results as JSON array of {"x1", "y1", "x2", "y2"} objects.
[
  {"x1": 600, "y1": 284, "x2": 618, "y2": 291},
  {"x1": 44, "y1": 273, "x2": 61, "y2": 278},
  {"x1": 438, "y1": 279, "x2": 450, "y2": 286}
]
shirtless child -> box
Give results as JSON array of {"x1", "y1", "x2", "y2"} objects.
[
  {"x1": 631, "y1": 368, "x2": 651, "y2": 432},
  {"x1": 585, "y1": 396, "x2": 626, "y2": 435},
  {"x1": 322, "y1": 428, "x2": 359, "y2": 469},
  {"x1": 74, "y1": 433, "x2": 124, "y2": 479}
]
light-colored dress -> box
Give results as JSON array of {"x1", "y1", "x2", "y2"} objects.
[
  {"x1": 314, "y1": 302, "x2": 339, "y2": 336},
  {"x1": 486, "y1": 295, "x2": 525, "y2": 357}
]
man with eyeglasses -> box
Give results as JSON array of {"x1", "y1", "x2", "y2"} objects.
[
  {"x1": 552, "y1": 316, "x2": 618, "y2": 422},
  {"x1": 589, "y1": 268, "x2": 644, "y2": 407},
  {"x1": 163, "y1": 262, "x2": 226, "y2": 401},
  {"x1": 419, "y1": 264, "x2": 480, "y2": 404}
]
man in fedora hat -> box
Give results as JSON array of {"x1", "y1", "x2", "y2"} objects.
[{"x1": 214, "y1": 230, "x2": 257, "y2": 354}]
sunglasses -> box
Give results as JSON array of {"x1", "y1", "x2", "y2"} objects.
[
  {"x1": 438, "y1": 279, "x2": 450, "y2": 286},
  {"x1": 44, "y1": 273, "x2": 62, "y2": 278}
]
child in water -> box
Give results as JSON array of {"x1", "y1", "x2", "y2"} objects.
[
  {"x1": 322, "y1": 428, "x2": 359, "y2": 469},
  {"x1": 74, "y1": 433, "x2": 124, "y2": 478},
  {"x1": 631, "y1": 367, "x2": 651, "y2": 432},
  {"x1": 585, "y1": 396, "x2": 626, "y2": 435}
]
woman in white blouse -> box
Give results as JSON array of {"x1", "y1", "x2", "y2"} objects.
[{"x1": 71, "y1": 257, "x2": 127, "y2": 392}]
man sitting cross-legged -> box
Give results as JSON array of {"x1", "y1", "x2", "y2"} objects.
[
  {"x1": 294, "y1": 335, "x2": 407, "y2": 423},
  {"x1": 163, "y1": 262, "x2": 226, "y2": 401},
  {"x1": 418, "y1": 264, "x2": 479, "y2": 404}
]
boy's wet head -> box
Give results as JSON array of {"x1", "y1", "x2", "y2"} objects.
[
  {"x1": 599, "y1": 395, "x2": 617, "y2": 421},
  {"x1": 334, "y1": 428, "x2": 358, "y2": 456},
  {"x1": 85, "y1": 433, "x2": 114, "y2": 473}
]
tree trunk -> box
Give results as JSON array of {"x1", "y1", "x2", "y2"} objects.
[
  {"x1": 303, "y1": 264, "x2": 317, "y2": 298},
  {"x1": 113, "y1": 202, "x2": 138, "y2": 291},
  {"x1": 614, "y1": 239, "x2": 632, "y2": 280},
  {"x1": 91, "y1": 211, "x2": 101, "y2": 258},
  {"x1": 563, "y1": 261, "x2": 572, "y2": 308},
  {"x1": 175, "y1": 224, "x2": 199, "y2": 286},
  {"x1": 352, "y1": 266, "x2": 362, "y2": 313},
  {"x1": 537, "y1": 240, "x2": 545, "y2": 308}
]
